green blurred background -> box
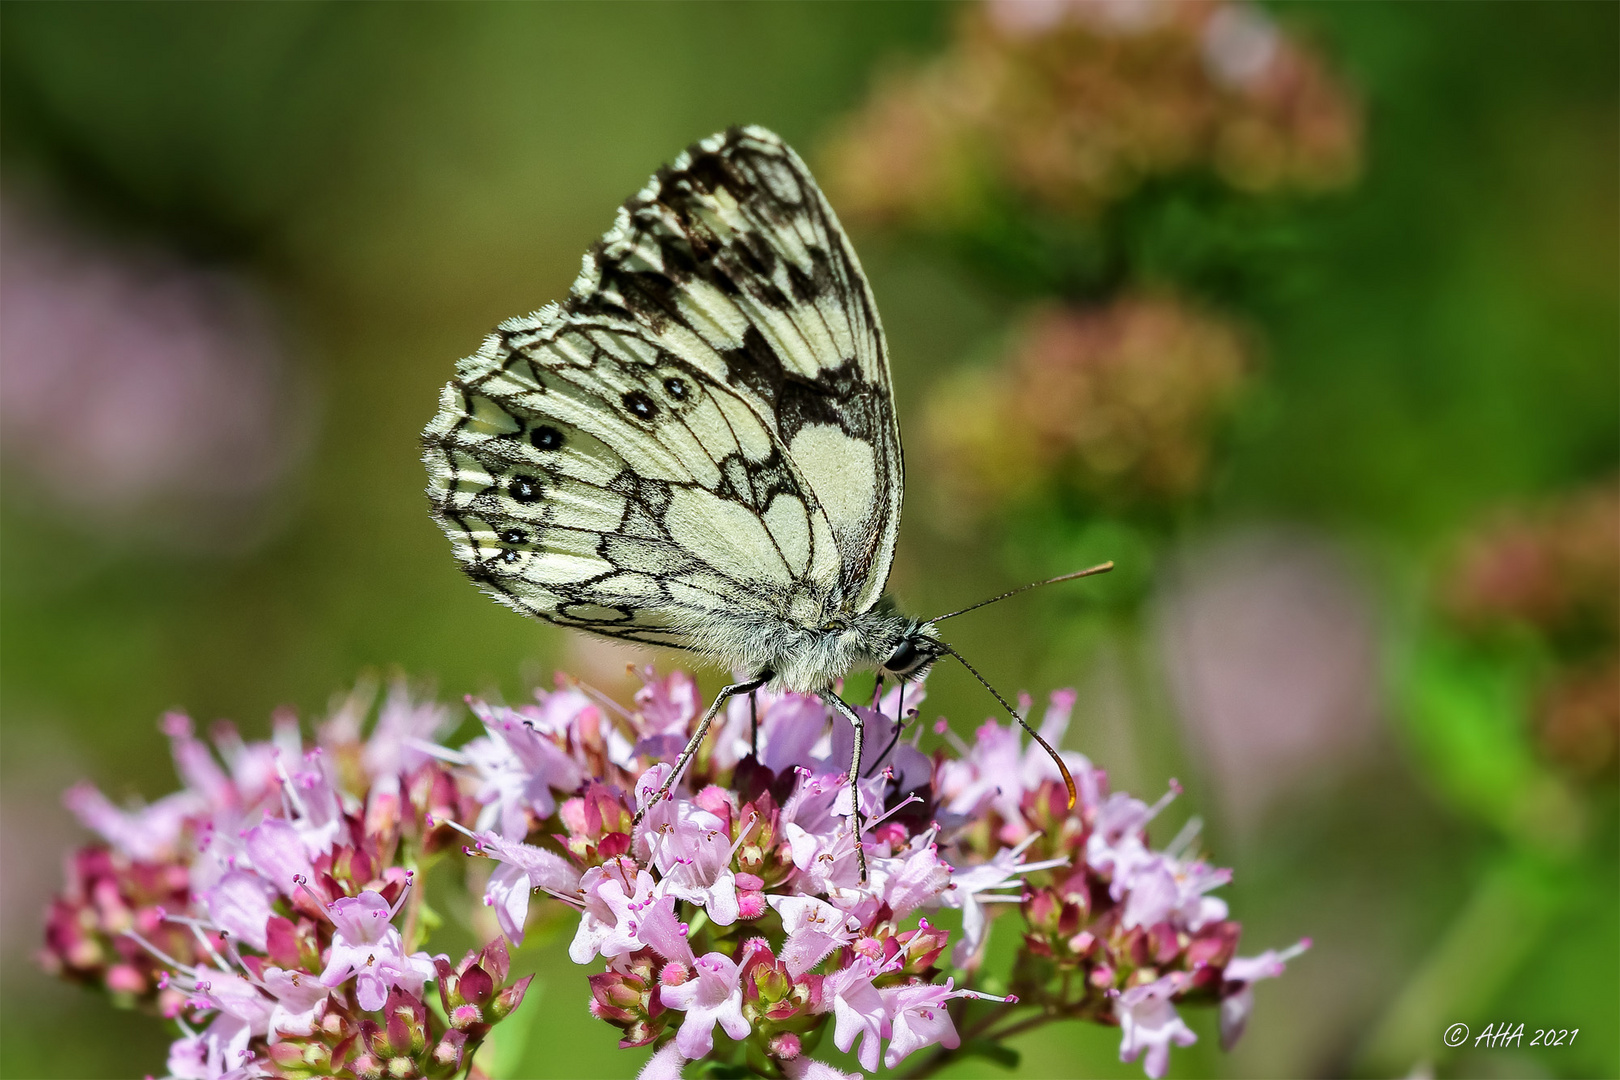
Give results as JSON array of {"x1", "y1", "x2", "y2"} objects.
[{"x1": 1, "y1": 3, "x2": 1614, "y2": 1078}]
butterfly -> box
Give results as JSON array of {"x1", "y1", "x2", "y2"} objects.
[{"x1": 422, "y1": 126, "x2": 1108, "y2": 877}]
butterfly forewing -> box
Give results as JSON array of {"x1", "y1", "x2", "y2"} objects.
[{"x1": 423, "y1": 126, "x2": 903, "y2": 657}]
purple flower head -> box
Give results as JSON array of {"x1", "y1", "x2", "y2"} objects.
[{"x1": 45, "y1": 666, "x2": 1298, "y2": 1080}]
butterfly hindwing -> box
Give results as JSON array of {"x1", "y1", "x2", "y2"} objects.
[
  {"x1": 422, "y1": 126, "x2": 902, "y2": 653},
  {"x1": 573, "y1": 126, "x2": 902, "y2": 610}
]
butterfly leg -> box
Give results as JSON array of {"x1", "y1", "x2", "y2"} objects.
[
  {"x1": 749, "y1": 690, "x2": 760, "y2": 759},
  {"x1": 634, "y1": 673, "x2": 770, "y2": 827},
  {"x1": 819, "y1": 691, "x2": 869, "y2": 884}
]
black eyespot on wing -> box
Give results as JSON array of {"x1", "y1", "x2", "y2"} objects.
[
  {"x1": 509, "y1": 475, "x2": 543, "y2": 504},
  {"x1": 622, "y1": 390, "x2": 658, "y2": 421},
  {"x1": 663, "y1": 377, "x2": 688, "y2": 401},
  {"x1": 499, "y1": 549, "x2": 523, "y2": 565},
  {"x1": 498, "y1": 528, "x2": 527, "y2": 544},
  {"x1": 530, "y1": 425, "x2": 564, "y2": 451}
]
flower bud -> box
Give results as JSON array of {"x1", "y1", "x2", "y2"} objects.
[
  {"x1": 768, "y1": 1032, "x2": 803, "y2": 1060},
  {"x1": 431, "y1": 1030, "x2": 467, "y2": 1071}
]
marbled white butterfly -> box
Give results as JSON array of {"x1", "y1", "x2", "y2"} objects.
[{"x1": 422, "y1": 126, "x2": 1109, "y2": 876}]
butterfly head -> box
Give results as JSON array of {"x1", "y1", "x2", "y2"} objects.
[{"x1": 875, "y1": 617, "x2": 945, "y2": 681}]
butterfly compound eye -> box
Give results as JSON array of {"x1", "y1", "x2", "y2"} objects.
[{"x1": 882, "y1": 638, "x2": 925, "y2": 676}]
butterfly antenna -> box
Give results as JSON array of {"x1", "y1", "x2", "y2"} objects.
[
  {"x1": 938, "y1": 643, "x2": 1077, "y2": 809},
  {"x1": 930, "y1": 562, "x2": 1114, "y2": 623}
]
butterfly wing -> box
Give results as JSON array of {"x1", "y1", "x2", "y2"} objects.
[{"x1": 422, "y1": 126, "x2": 902, "y2": 651}]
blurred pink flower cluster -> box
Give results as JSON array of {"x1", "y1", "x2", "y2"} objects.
[
  {"x1": 925, "y1": 297, "x2": 1254, "y2": 513},
  {"x1": 1440, "y1": 481, "x2": 1619, "y2": 778},
  {"x1": 821, "y1": 0, "x2": 1360, "y2": 227},
  {"x1": 0, "y1": 198, "x2": 305, "y2": 549},
  {"x1": 43, "y1": 670, "x2": 1303, "y2": 1079}
]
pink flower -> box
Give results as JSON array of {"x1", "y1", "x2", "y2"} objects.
[
  {"x1": 1086, "y1": 783, "x2": 1180, "y2": 888},
  {"x1": 646, "y1": 801, "x2": 745, "y2": 926},
  {"x1": 1119, "y1": 854, "x2": 1231, "y2": 931},
  {"x1": 163, "y1": 713, "x2": 240, "y2": 818},
  {"x1": 823, "y1": 957, "x2": 887, "y2": 1072},
  {"x1": 636, "y1": 894, "x2": 697, "y2": 965},
  {"x1": 239, "y1": 818, "x2": 314, "y2": 898},
  {"x1": 881, "y1": 980, "x2": 963, "y2": 1069},
  {"x1": 944, "y1": 838, "x2": 1070, "y2": 965},
  {"x1": 1220, "y1": 939, "x2": 1310, "y2": 1050},
  {"x1": 458, "y1": 700, "x2": 585, "y2": 837},
  {"x1": 828, "y1": 683, "x2": 933, "y2": 792},
  {"x1": 62, "y1": 782, "x2": 200, "y2": 862},
  {"x1": 465, "y1": 829, "x2": 583, "y2": 945},
  {"x1": 318, "y1": 889, "x2": 436, "y2": 1011},
  {"x1": 176, "y1": 973, "x2": 274, "y2": 1078},
  {"x1": 767, "y1": 895, "x2": 859, "y2": 977},
  {"x1": 262, "y1": 967, "x2": 328, "y2": 1042},
  {"x1": 659, "y1": 951, "x2": 750, "y2": 1058},
  {"x1": 568, "y1": 857, "x2": 659, "y2": 964},
  {"x1": 716, "y1": 689, "x2": 830, "y2": 772},
  {"x1": 868, "y1": 834, "x2": 953, "y2": 918},
  {"x1": 637, "y1": 1040, "x2": 688, "y2": 1080},
  {"x1": 936, "y1": 691, "x2": 1096, "y2": 833},
  {"x1": 203, "y1": 870, "x2": 275, "y2": 951},
  {"x1": 1116, "y1": 975, "x2": 1198, "y2": 1079},
  {"x1": 275, "y1": 751, "x2": 345, "y2": 857},
  {"x1": 361, "y1": 681, "x2": 454, "y2": 787},
  {"x1": 781, "y1": 1058, "x2": 863, "y2": 1080},
  {"x1": 633, "y1": 669, "x2": 701, "y2": 761}
]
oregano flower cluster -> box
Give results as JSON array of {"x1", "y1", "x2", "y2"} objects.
[{"x1": 43, "y1": 671, "x2": 1303, "y2": 1079}]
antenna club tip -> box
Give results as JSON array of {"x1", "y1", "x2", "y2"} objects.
[{"x1": 1061, "y1": 770, "x2": 1077, "y2": 810}]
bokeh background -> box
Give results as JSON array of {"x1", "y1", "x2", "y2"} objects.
[{"x1": 2, "y1": 2, "x2": 1614, "y2": 1078}]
